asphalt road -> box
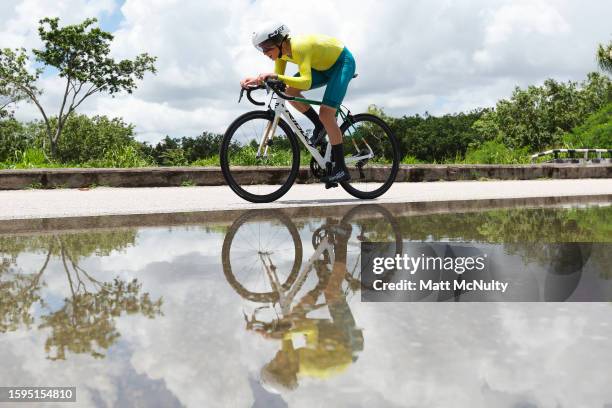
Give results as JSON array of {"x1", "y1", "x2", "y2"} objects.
[{"x1": 0, "y1": 179, "x2": 611, "y2": 220}]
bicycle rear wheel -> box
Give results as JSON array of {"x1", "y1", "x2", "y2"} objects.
[
  {"x1": 220, "y1": 110, "x2": 300, "y2": 203},
  {"x1": 340, "y1": 204, "x2": 403, "y2": 290},
  {"x1": 338, "y1": 113, "x2": 400, "y2": 199}
]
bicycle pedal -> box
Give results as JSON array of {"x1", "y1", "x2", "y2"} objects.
[{"x1": 325, "y1": 182, "x2": 338, "y2": 189}]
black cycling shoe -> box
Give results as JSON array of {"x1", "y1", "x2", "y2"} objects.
[
  {"x1": 321, "y1": 167, "x2": 351, "y2": 184},
  {"x1": 325, "y1": 181, "x2": 338, "y2": 189},
  {"x1": 308, "y1": 128, "x2": 325, "y2": 146}
]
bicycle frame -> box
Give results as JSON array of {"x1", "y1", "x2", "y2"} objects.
[
  {"x1": 256, "y1": 234, "x2": 333, "y2": 320},
  {"x1": 256, "y1": 95, "x2": 375, "y2": 169}
]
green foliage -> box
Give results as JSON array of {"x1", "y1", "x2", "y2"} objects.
[
  {"x1": 191, "y1": 156, "x2": 221, "y2": 166},
  {"x1": 52, "y1": 114, "x2": 143, "y2": 164},
  {"x1": 11, "y1": 148, "x2": 51, "y2": 168},
  {"x1": 0, "y1": 119, "x2": 40, "y2": 162},
  {"x1": 85, "y1": 145, "x2": 152, "y2": 168},
  {"x1": 596, "y1": 41, "x2": 612, "y2": 73},
  {"x1": 475, "y1": 73, "x2": 612, "y2": 151},
  {"x1": 227, "y1": 144, "x2": 297, "y2": 166},
  {"x1": 463, "y1": 140, "x2": 531, "y2": 164},
  {"x1": 0, "y1": 48, "x2": 41, "y2": 119},
  {"x1": 400, "y1": 155, "x2": 425, "y2": 164},
  {"x1": 34, "y1": 17, "x2": 156, "y2": 95},
  {"x1": 181, "y1": 132, "x2": 223, "y2": 162},
  {"x1": 160, "y1": 148, "x2": 188, "y2": 166},
  {"x1": 562, "y1": 102, "x2": 612, "y2": 148},
  {"x1": 389, "y1": 110, "x2": 486, "y2": 162},
  {"x1": 0, "y1": 17, "x2": 156, "y2": 157}
]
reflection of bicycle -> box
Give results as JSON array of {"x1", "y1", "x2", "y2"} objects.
[
  {"x1": 222, "y1": 205, "x2": 403, "y2": 305},
  {"x1": 221, "y1": 205, "x2": 402, "y2": 391},
  {"x1": 220, "y1": 79, "x2": 401, "y2": 203}
]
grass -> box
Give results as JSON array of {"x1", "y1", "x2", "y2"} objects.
[
  {"x1": 4, "y1": 140, "x2": 603, "y2": 170},
  {"x1": 180, "y1": 179, "x2": 196, "y2": 187}
]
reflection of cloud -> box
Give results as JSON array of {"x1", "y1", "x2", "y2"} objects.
[
  {"x1": 2, "y1": 224, "x2": 612, "y2": 407},
  {"x1": 95, "y1": 227, "x2": 226, "y2": 273}
]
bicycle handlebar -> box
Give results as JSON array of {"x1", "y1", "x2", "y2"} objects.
[{"x1": 238, "y1": 79, "x2": 295, "y2": 106}]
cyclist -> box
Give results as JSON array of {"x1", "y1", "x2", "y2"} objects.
[
  {"x1": 241, "y1": 22, "x2": 357, "y2": 185},
  {"x1": 255, "y1": 221, "x2": 363, "y2": 393}
]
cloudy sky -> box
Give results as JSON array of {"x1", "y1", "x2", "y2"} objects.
[{"x1": 1, "y1": 0, "x2": 610, "y2": 143}]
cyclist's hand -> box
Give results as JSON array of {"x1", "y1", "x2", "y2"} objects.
[
  {"x1": 240, "y1": 77, "x2": 262, "y2": 89},
  {"x1": 256, "y1": 72, "x2": 278, "y2": 85}
]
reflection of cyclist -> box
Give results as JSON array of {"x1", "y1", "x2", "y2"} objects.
[
  {"x1": 241, "y1": 22, "x2": 357, "y2": 185},
  {"x1": 259, "y1": 221, "x2": 364, "y2": 393}
]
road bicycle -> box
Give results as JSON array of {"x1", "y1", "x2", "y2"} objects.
[
  {"x1": 220, "y1": 79, "x2": 401, "y2": 203},
  {"x1": 221, "y1": 204, "x2": 403, "y2": 304}
]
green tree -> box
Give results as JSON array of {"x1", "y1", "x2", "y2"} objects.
[
  {"x1": 596, "y1": 40, "x2": 612, "y2": 73},
  {"x1": 563, "y1": 102, "x2": 612, "y2": 148},
  {"x1": 0, "y1": 17, "x2": 156, "y2": 157},
  {"x1": 181, "y1": 131, "x2": 224, "y2": 162},
  {"x1": 0, "y1": 52, "x2": 29, "y2": 119},
  {"x1": 388, "y1": 110, "x2": 485, "y2": 162},
  {"x1": 474, "y1": 73, "x2": 612, "y2": 151}
]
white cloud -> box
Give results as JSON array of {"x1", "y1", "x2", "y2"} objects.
[{"x1": 4, "y1": 0, "x2": 612, "y2": 143}]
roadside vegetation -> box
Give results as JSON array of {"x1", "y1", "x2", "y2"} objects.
[{"x1": 0, "y1": 17, "x2": 610, "y2": 169}]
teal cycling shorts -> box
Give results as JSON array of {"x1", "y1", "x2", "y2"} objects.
[{"x1": 294, "y1": 47, "x2": 356, "y2": 108}]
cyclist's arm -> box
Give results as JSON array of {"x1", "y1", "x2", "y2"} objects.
[
  {"x1": 277, "y1": 54, "x2": 312, "y2": 90},
  {"x1": 274, "y1": 58, "x2": 287, "y2": 76}
]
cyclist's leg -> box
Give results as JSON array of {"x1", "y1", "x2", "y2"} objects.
[
  {"x1": 286, "y1": 71, "x2": 326, "y2": 113},
  {"x1": 320, "y1": 48, "x2": 356, "y2": 183},
  {"x1": 286, "y1": 71, "x2": 328, "y2": 140}
]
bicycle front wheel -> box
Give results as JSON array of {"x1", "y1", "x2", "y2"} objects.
[
  {"x1": 339, "y1": 113, "x2": 400, "y2": 199},
  {"x1": 220, "y1": 110, "x2": 300, "y2": 203},
  {"x1": 222, "y1": 209, "x2": 303, "y2": 303}
]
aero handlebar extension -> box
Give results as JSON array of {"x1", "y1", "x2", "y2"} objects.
[{"x1": 238, "y1": 79, "x2": 295, "y2": 106}]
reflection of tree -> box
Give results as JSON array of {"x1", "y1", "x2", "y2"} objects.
[
  {"x1": 398, "y1": 206, "x2": 611, "y2": 277},
  {"x1": 0, "y1": 231, "x2": 163, "y2": 360},
  {"x1": 0, "y1": 245, "x2": 52, "y2": 333},
  {"x1": 40, "y1": 277, "x2": 162, "y2": 360}
]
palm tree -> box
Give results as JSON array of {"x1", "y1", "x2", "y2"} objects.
[{"x1": 596, "y1": 41, "x2": 612, "y2": 74}]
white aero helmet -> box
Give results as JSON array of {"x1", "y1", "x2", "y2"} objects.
[{"x1": 251, "y1": 22, "x2": 290, "y2": 52}]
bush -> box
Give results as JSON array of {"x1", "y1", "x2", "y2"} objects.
[
  {"x1": 0, "y1": 119, "x2": 41, "y2": 162},
  {"x1": 463, "y1": 140, "x2": 531, "y2": 164},
  {"x1": 9, "y1": 148, "x2": 54, "y2": 168},
  {"x1": 85, "y1": 145, "x2": 153, "y2": 168},
  {"x1": 562, "y1": 102, "x2": 612, "y2": 148},
  {"x1": 52, "y1": 114, "x2": 139, "y2": 164}
]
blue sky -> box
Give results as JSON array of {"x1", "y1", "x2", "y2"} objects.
[{"x1": 98, "y1": 0, "x2": 124, "y2": 32}]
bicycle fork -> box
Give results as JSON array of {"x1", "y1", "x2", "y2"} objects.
[{"x1": 256, "y1": 114, "x2": 280, "y2": 159}]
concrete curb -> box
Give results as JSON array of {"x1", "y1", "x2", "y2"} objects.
[
  {"x1": 0, "y1": 164, "x2": 610, "y2": 190},
  {"x1": 1, "y1": 193, "x2": 609, "y2": 235}
]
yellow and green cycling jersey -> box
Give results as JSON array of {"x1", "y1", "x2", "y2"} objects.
[
  {"x1": 282, "y1": 319, "x2": 353, "y2": 379},
  {"x1": 274, "y1": 34, "x2": 345, "y2": 90}
]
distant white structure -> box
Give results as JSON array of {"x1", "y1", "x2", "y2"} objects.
[{"x1": 531, "y1": 149, "x2": 612, "y2": 163}]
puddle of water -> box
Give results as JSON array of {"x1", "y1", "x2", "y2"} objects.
[{"x1": 0, "y1": 202, "x2": 611, "y2": 407}]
